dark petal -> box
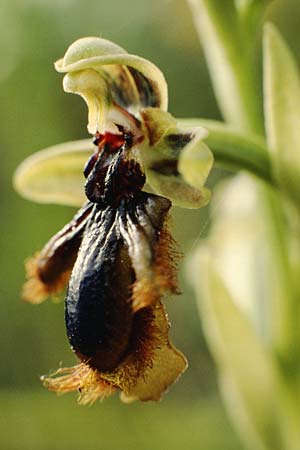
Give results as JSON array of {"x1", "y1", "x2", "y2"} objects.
[
  {"x1": 119, "y1": 192, "x2": 171, "y2": 249},
  {"x1": 38, "y1": 202, "x2": 93, "y2": 284},
  {"x1": 136, "y1": 192, "x2": 172, "y2": 230},
  {"x1": 65, "y1": 204, "x2": 134, "y2": 372},
  {"x1": 118, "y1": 193, "x2": 178, "y2": 311},
  {"x1": 23, "y1": 202, "x2": 93, "y2": 303}
]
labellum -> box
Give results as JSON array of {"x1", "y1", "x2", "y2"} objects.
[{"x1": 25, "y1": 128, "x2": 187, "y2": 403}]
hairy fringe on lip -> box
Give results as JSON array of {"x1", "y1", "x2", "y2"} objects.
[
  {"x1": 101, "y1": 304, "x2": 163, "y2": 388},
  {"x1": 22, "y1": 253, "x2": 71, "y2": 304},
  {"x1": 41, "y1": 306, "x2": 162, "y2": 405},
  {"x1": 41, "y1": 303, "x2": 187, "y2": 404},
  {"x1": 106, "y1": 303, "x2": 187, "y2": 403},
  {"x1": 132, "y1": 221, "x2": 181, "y2": 312},
  {"x1": 41, "y1": 363, "x2": 115, "y2": 405}
]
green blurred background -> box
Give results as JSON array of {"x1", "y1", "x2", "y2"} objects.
[{"x1": 0, "y1": 1, "x2": 299, "y2": 449}]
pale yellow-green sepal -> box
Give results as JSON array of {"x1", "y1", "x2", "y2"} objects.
[
  {"x1": 178, "y1": 132, "x2": 213, "y2": 191},
  {"x1": 145, "y1": 170, "x2": 211, "y2": 209},
  {"x1": 13, "y1": 139, "x2": 93, "y2": 207},
  {"x1": 55, "y1": 37, "x2": 168, "y2": 115},
  {"x1": 63, "y1": 70, "x2": 110, "y2": 134},
  {"x1": 140, "y1": 108, "x2": 213, "y2": 208}
]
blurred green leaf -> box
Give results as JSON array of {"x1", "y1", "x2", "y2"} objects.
[
  {"x1": 235, "y1": 0, "x2": 272, "y2": 17},
  {"x1": 189, "y1": 247, "x2": 283, "y2": 450},
  {"x1": 264, "y1": 23, "x2": 300, "y2": 204},
  {"x1": 235, "y1": 0, "x2": 272, "y2": 48},
  {"x1": 187, "y1": 0, "x2": 263, "y2": 133}
]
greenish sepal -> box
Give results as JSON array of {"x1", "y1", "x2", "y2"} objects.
[{"x1": 13, "y1": 139, "x2": 93, "y2": 207}]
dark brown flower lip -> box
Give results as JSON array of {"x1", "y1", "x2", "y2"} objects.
[
  {"x1": 65, "y1": 190, "x2": 173, "y2": 373},
  {"x1": 21, "y1": 100, "x2": 187, "y2": 401},
  {"x1": 65, "y1": 202, "x2": 133, "y2": 372},
  {"x1": 22, "y1": 126, "x2": 186, "y2": 402}
]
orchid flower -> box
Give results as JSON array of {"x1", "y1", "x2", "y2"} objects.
[{"x1": 13, "y1": 37, "x2": 213, "y2": 404}]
